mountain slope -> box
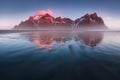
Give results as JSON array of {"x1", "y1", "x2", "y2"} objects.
[{"x1": 14, "y1": 11, "x2": 107, "y2": 30}]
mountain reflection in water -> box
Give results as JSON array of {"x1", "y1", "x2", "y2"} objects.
[
  {"x1": 1, "y1": 31, "x2": 120, "y2": 80},
  {"x1": 21, "y1": 31, "x2": 103, "y2": 49}
]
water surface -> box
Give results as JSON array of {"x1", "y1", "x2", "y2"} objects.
[{"x1": 0, "y1": 31, "x2": 120, "y2": 80}]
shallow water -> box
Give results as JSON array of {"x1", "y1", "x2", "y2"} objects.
[{"x1": 0, "y1": 31, "x2": 120, "y2": 80}]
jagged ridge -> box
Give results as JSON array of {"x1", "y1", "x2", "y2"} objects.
[
  {"x1": 14, "y1": 12, "x2": 107, "y2": 30},
  {"x1": 74, "y1": 13, "x2": 105, "y2": 27}
]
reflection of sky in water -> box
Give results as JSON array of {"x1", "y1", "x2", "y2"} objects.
[
  {"x1": 0, "y1": 31, "x2": 120, "y2": 55},
  {"x1": 0, "y1": 31, "x2": 120, "y2": 80}
]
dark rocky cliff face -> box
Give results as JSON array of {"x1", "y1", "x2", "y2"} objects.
[
  {"x1": 14, "y1": 12, "x2": 107, "y2": 30},
  {"x1": 74, "y1": 13, "x2": 105, "y2": 27},
  {"x1": 14, "y1": 13, "x2": 73, "y2": 29}
]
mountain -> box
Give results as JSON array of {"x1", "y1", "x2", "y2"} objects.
[
  {"x1": 74, "y1": 13, "x2": 106, "y2": 28},
  {"x1": 14, "y1": 13, "x2": 73, "y2": 30},
  {"x1": 14, "y1": 11, "x2": 107, "y2": 30}
]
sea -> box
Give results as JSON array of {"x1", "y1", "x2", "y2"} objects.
[{"x1": 0, "y1": 30, "x2": 120, "y2": 80}]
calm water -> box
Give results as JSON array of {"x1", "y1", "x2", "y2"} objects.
[{"x1": 0, "y1": 31, "x2": 120, "y2": 80}]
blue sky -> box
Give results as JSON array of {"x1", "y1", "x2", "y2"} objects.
[{"x1": 0, "y1": 0, "x2": 120, "y2": 29}]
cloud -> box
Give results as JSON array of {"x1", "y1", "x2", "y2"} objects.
[{"x1": 35, "y1": 9, "x2": 53, "y2": 16}]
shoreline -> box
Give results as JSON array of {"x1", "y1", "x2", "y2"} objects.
[{"x1": 0, "y1": 29, "x2": 120, "y2": 34}]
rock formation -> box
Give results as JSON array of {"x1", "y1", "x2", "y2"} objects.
[
  {"x1": 14, "y1": 13, "x2": 73, "y2": 29},
  {"x1": 14, "y1": 11, "x2": 107, "y2": 30},
  {"x1": 74, "y1": 13, "x2": 105, "y2": 27}
]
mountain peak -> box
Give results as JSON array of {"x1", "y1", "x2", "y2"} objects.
[
  {"x1": 13, "y1": 11, "x2": 107, "y2": 30},
  {"x1": 74, "y1": 12, "x2": 105, "y2": 27}
]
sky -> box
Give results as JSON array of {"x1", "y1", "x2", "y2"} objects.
[{"x1": 0, "y1": 0, "x2": 120, "y2": 29}]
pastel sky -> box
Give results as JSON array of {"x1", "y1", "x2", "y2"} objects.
[{"x1": 0, "y1": 0, "x2": 120, "y2": 29}]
